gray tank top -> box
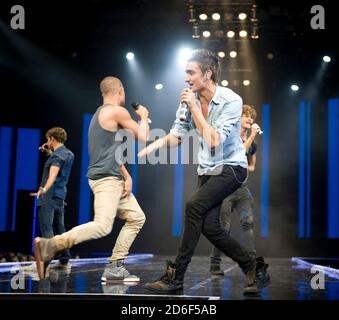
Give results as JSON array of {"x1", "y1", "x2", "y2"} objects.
[{"x1": 87, "y1": 106, "x2": 123, "y2": 180}]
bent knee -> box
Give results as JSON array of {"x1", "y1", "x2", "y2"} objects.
[
  {"x1": 241, "y1": 215, "x2": 254, "y2": 230},
  {"x1": 96, "y1": 221, "x2": 113, "y2": 237}
]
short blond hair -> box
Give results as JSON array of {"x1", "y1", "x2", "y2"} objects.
[
  {"x1": 100, "y1": 76, "x2": 122, "y2": 96},
  {"x1": 242, "y1": 105, "x2": 257, "y2": 120}
]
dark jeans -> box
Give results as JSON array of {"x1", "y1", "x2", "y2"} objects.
[
  {"x1": 174, "y1": 165, "x2": 255, "y2": 279},
  {"x1": 37, "y1": 199, "x2": 71, "y2": 264}
]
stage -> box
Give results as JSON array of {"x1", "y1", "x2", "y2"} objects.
[{"x1": 0, "y1": 255, "x2": 338, "y2": 300}]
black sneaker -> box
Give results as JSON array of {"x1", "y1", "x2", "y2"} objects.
[
  {"x1": 209, "y1": 264, "x2": 224, "y2": 276},
  {"x1": 145, "y1": 261, "x2": 183, "y2": 294},
  {"x1": 255, "y1": 256, "x2": 271, "y2": 289}
]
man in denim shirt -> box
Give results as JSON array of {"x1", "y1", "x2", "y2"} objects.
[
  {"x1": 32, "y1": 127, "x2": 74, "y2": 266},
  {"x1": 140, "y1": 49, "x2": 267, "y2": 295}
]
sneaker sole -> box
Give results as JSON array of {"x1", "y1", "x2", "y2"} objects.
[{"x1": 101, "y1": 277, "x2": 140, "y2": 283}]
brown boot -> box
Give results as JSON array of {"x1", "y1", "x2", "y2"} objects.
[
  {"x1": 243, "y1": 264, "x2": 260, "y2": 295},
  {"x1": 145, "y1": 261, "x2": 184, "y2": 294}
]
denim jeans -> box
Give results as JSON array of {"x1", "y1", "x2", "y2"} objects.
[
  {"x1": 37, "y1": 199, "x2": 71, "y2": 264},
  {"x1": 174, "y1": 165, "x2": 255, "y2": 279}
]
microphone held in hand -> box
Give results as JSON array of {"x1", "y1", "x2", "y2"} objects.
[
  {"x1": 179, "y1": 102, "x2": 191, "y2": 122},
  {"x1": 251, "y1": 123, "x2": 263, "y2": 135},
  {"x1": 131, "y1": 102, "x2": 152, "y2": 124}
]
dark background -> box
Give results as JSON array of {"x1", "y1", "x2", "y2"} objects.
[{"x1": 0, "y1": 0, "x2": 338, "y2": 258}]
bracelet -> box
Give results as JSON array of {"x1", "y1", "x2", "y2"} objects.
[{"x1": 39, "y1": 187, "x2": 47, "y2": 193}]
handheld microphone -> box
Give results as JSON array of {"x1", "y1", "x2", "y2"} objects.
[
  {"x1": 251, "y1": 123, "x2": 263, "y2": 135},
  {"x1": 39, "y1": 144, "x2": 49, "y2": 151},
  {"x1": 179, "y1": 102, "x2": 191, "y2": 122},
  {"x1": 131, "y1": 102, "x2": 152, "y2": 124}
]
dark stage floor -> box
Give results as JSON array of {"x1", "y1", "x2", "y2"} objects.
[{"x1": 0, "y1": 255, "x2": 338, "y2": 300}]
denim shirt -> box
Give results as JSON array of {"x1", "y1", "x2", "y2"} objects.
[
  {"x1": 37, "y1": 145, "x2": 74, "y2": 205},
  {"x1": 170, "y1": 85, "x2": 247, "y2": 175}
]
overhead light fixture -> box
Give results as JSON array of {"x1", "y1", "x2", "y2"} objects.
[
  {"x1": 227, "y1": 30, "x2": 235, "y2": 38},
  {"x1": 218, "y1": 51, "x2": 225, "y2": 58},
  {"x1": 323, "y1": 55, "x2": 331, "y2": 63},
  {"x1": 267, "y1": 53, "x2": 274, "y2": 60},
  {"x1": 199, "y1": 13, "x2": 208, "y2": 21},
  {"x1": 251, "y1": 24, "x2": 259, "y2": 39},
  {"x1": 188, "y1": 5, "x2": 196, "y2": 23},
  {"x1": 239, "y1": 30, "x2": 248, "y2": 38},
  {"x1": 229, "y1": 51, "x2": 237, "y2": 58},
  {"x1": 155, "y1": 84, "x2": 163, "y2": 90},
  {"x1": 202, "y1": 30, "x2": 211, "y2": 38},
  {"x1": 238, "y1": 13, "x2": 247, "y2": 20},
  {"x1": 126, "y1": 52, "x2": 135, "y2": 60},
  {"x1": 291, "y1": 84, "x2": 299, "y2": 92},
  {"x1": 221, "y1": 80, "x2": 229, "y2": 87},
  {"x1": 212, "y1": 13, "x2": 221, "y2": 21},
  {"x1": 251, "y1": 4, "x2": 258, "y2": 23},
  {"x1": 192, "y1": 25, "x2": 200, "y2": 39},
  {"x1": 243, "y1": 80, "x2": 250, "y2": 86}
]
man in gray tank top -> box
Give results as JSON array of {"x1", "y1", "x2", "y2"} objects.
[{"x1": 34, "y1": 76, "x2": 150, "y2": 282}]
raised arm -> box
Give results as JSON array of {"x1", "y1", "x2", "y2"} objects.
[{"x1": 115, "y1": 106, "x2": 150, "y2": 143}]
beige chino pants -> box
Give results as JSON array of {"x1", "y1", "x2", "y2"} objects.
[{"x1": 53, "y1": 176, "x2": 145, "y2": 261}]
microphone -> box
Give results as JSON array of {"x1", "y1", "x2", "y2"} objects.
[
  {"x1": 131, "y1": 102, "x2": 152, "y2": 124},
  {"x1": 251, "y1": 123, "x2": 263, "y2": 135},
  {"x1": 179, "y1": 102, "x2": 190, "y2": 122},
  {"x1": 39, "y1": 144, "x2": 49, "y2": 151}
]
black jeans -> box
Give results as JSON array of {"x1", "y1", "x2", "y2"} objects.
[
  {"x1": 37, "y1": 199, "x2": 71, "y2": 264},
  {"x1": 174, "y1": 165, "x2": 255, "y2": 279}
]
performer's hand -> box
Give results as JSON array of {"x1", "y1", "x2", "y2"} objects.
[
  {"x1": 138, "y1": 138, "x2": 165, "y2": 158},
  {"x1": 180, "y1": 88, "x2": 196, "y2": 110},
  {"x1": 251, "y1": 123, "x2": 261, "y2": 136},
  {"x1": 29, "y1": 188, "x2": 43, "y2": 199},
  {"x1": 122, "y1": 177, "x2": 132, "y2": 199},
  {"x1": 134, "y1": 105, "x2": 149, "y2": 121}
]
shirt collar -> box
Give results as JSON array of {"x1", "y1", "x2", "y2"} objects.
[{"x1": 211, "y1": 84, "x2": 223, "y2": 105}]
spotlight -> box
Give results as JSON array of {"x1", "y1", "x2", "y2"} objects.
[
  {"x1": 267, "y1": 53, "x2": 274, "y2": 60},
  {"x1": 227, "y1": 30, "x2": 235, "y2": 38},
  {"x1": 238, "y1": 13, "x2": 247, "y2": 20},
  {"x1": 251, "y1": 24, "x2": 259, "y2": 39},
  {"x1": 291, "y1": 84, "x2": 299, "y2": 92},
  {"x1": 178, "y1": 48, "x2": 193, "y2": 66},
  {"x1": 221, "y1": 80, "x2": 229, "y2": 87},
  {"x1": 202, "y1": 31, "x2": 211, "y2": 38},
  {"x1": 212, "y1": 13, "x2": 221, "y2": 21},
  {"x1": 218, "y1": 51, "x2": 226, "y2": 58},
  {"x1": 323, "y1": 55, "x2": 331, "y2": 63},
  {"x1": 199, "y1": 13, "x2": 208, "y2": 21},
  {"x1": 192, "y1": 25, "x2": 200, "y2": 39},
  {"x1": 126, "y1": 52, "x2": 134, "y2": 60},
  {"x1": 239, "y1": 30, "x2": 248, "y2": 38},
  {"x1": 251, "y1": 4, "x2": 258, "y2": 22},
  {"x1": 155, "y1": 83, "x2": 163, "y2": 90},
  {"x1": 243, "y1": 80, "x2": 250, "y2": 86},
  {"x1": 229, "y1": 51, "x2": 237, "y2": 58},
  {"x1": 188, "y1": 6, "x2": 196, "y2": 23}
]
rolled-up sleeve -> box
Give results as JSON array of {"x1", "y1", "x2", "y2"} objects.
[
  {"x1": 169, "y1": 104, "x2": 190, "y2": 138},
  {"x1": 211, "y1": 98, "x2": 242, "y2": 143}
]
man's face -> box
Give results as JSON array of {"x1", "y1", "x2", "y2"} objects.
[
  {"x1": 241, "y1": 112, "x2": 254, "y2": 129},
  {"x1": 185, "y1": 61, "x2": 208, "y2": 92}
]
